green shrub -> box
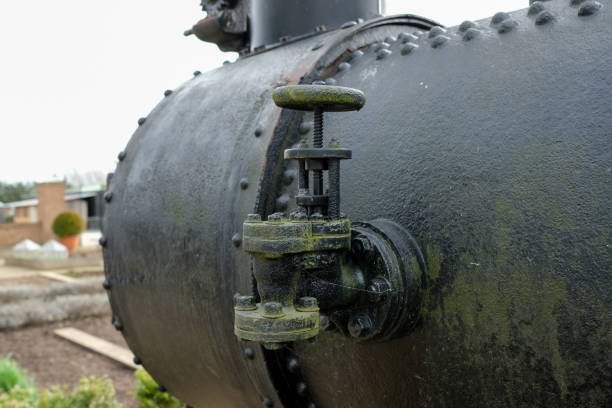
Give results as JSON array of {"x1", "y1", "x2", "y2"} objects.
[
  {"x1": 0, "y1": 385, "x2": 37, "y2": 407},
  {"x1": 0, "y1": 357, "x2": 36, "y2": 395},
  {"x1": 132, "y1": 369, "x2": 184, "y2": 408},
  {"x1": 38, "y1": 377, "x2": 120, "y2": 408},
  {"x1": 52, "y1": 211, "x2": 85, "y2": 237}
]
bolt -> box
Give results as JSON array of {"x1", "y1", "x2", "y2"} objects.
[
  {"x1": 102, "y1": 279, "x2": 111, "y2": 290},
  {"x1": 164, "y1": 89, "x2": 173, "y2": 97},
  {"x1": 193, "y1": 70, "x2": 201, "y2": 76},
  {"x1": 98, "y1": 236, "x2": 107, "y2": 247},
  {"x1": 158, "y1": 385, "x2": 167, "y2": 393},
  {"x1": 535, "y1": 10, "x2": 555, "y2": 25},
  {"x1": 286, "y1": 357, "x2": 299, "y2": 373},
  {"x1": 133, "y1": 356, "x2": 142, "y2": 365},
  {"x1": 235, "y1": 295, "x2": 256, "y2": 310},
  {"x1": 308, "y1": 403, "x2": 317, "y2": 408},
  {"x1": 112, "y1": 318, "x2": 123, "y2": 332},
  {"x1": 491, "y1": 11, "x2": 511, "y2": 25},
  {"x1": 459, "y1": 21, "x2": 477, "y2": 32},
  {"x1": 296, "y1": 382, "x2": 308, "y2": 397},
  {"x1": 239, "y1": 178, "x2": 249, "y2": 190},
  {"x1": 262, "y1": 397, "x2": 274, "y2": 407},
  {"x1": 254, "y1": 127, "x2": 263, "y2": 137},
  {"x1": 376, "y1": 49, "x2": 392, "y2": 60},
  {"x1": 137, "y1": 117, "x2": 146, "y2": 126},
  {"x1": 231, "y1": 233, "x2": 242, "y2": 247},
  {"x1": 244, "y1": 347, "x2": 255, "y2": 360},
  {"x1": 290, "y1": 211, "x2": 307, "y2": 221},
  {"x1": 348, "y1": 314, "x2": 373, "y2": 338},
  {"x1": 428, "y1": 26, "x2": 446, "y2": 38},
  {"x1": 401, "y1": 43, "x2": 419, "y2": 55},
  {"x1": 104, "y1": 192, "x2": 113, "y2": 203},
  {"x1": 340, "y1": 20, "x2": 357, "y2": 29},
  {"x1": 578, "y1": 1, "x2": 602, "y2": 16},
  {"x1": 368, "y1": 278, "x2": 391, "y2": 303},
  {"x1": 247, "y1": 214, "x2": 261, "y2": 222},
  {"x1": 296, "y1": 297, "x2": 318, "y2": 312},
  {"x1": 351, "y1": 235, "x2": 373, "y2": 256},
  {"x1": 319, "y1": 314, "x2": 332, "y2": 331},
  {"x1": 262, "y1": 302, "x2": 284, "y2": 318},
  {"x1": 117, "y1": 151, "x2": 126, "y2": 161},
  {"x1": 268, "y1": 213, "x2": 283, "y2": 222},
  {"x1": 310, "y1": 212, "x2": 323, "y2": 221}
]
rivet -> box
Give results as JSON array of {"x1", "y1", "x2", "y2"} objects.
[
  {"x1": 578, "y1": 1, "x2": 602, "y2": 16},
  {"x1": 311, "y1": 43, "x2": 323, "y2": 51},
  {"x1": 112, "y1": 318, "x2": 123, "y2": 332},
  {"x1": 338, "y1": 62, "x2": 351, "y2": 72},
  {"x1": 370, "y1": 42, "x2": 390, "y2": 52},
  {"x1": 104, "y1": 192, "x2": 113, "y2": 203},
  {"x1": 262, "y1": 397, "x2": 274, "y2": 407},
  {"x1": 428, "y1": 26, "x2": 446, "y2": 38},
  {"x1": 431, "y1": 35, "x2": 450, "y2": 48},
  {"x1": 286, "y1": 357, "x2": 299, "y2": 373},
  {"x1": 117, "y1": 151, "x2": 126, "y2": 161},
  {"x1": 398, "y1": 32, "x2": 419, "y2": 43},
  {"x1": 232, "y1": 233, "x2": 242, "y2": 247},
  {"x1": 133, "y1": 356, "x2": 142, "y2": 365},
  {"x1": 299, "y1": 122, "x2": 312, "y2": 134},
  {"x1": 296, "y1": 382, "x2": 308, "y2": 397},
  {"x1": 401, "y1": 43, "x2": 419, "y2": 55},
  {"x1": 348, "y1": 50, "x2": 364, "y2": 61},
  {"x1": 376, "y1": 49, "x2": 392, "y2": 60},
  {"x1": 244, "y1": 347, "x2": 255, "y2": 359},
  {"x1": 384, "y1": 35, "x2": 397, "y2": 43},
  {"x1": 158, "y1": 385, "x2": 167, "y2": 393},
  {"x1": 193, "y1": 70, "x2": 201, "y2": 76},
  {"x1": 164, "y1": 89, "x2": 173, "y2": 97},
  {"x1": 528, "y1": 2, "x2": 547, "y2": 16},
  {"x1": 498, "y1": 18, "x2": 519, "y2": 33},
  {"x1": 254, "y1": 127, "x2": 263, "y2": 137},
  {"x1": 325, "y1": 78, "x2": 337, "y2": 85},
  {"x1": 262, "y1": 302, "x2": 284, "y2": 318},
  {"x1": 283, "y1": 169, "x2": 296, "y2": 185},
  {"x1": 102, "y1": 279, "x2": 111, "y2": 290},
  {"x1": 98, "y1": 236, "x2": 108, "y2": 247},
  {"x1": 535, "y1": 10, "x2": 555, "y2": 25},
  {"x1": 137, "y1": 117, "x2": 146, "y2": 126},
  {"x1": 340, "y1": 20, "x2": 357, "y2": 29},
  {"x1": 240, "y1": 178, "x2": 249, "y2": 190},
  {"x1": 276, "y1": 195, "x2": 290, "y2": 211},
  {"x1": 491, "y1": 12, "x2": 511, "y2": 25},
  {"x1": 459, "y1": 20, "x2": 477, "y2": 32},
  {"x1": 463, "y1": 28, "x2": 481, "y2": 41}
]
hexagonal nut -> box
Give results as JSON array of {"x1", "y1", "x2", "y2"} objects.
[
  {"x1": 262, "y1": 302, "x2": 285, "y2": 318},
  {"x1": 267, "y1": 213, "x2": 283, "y2": 222},
  {"x1": 235, "y1": 295, "x2": 257, "y2": 310},
  {"x1": 367, "y1": 278, "x2": 391, "y2": 303},
  {"x1": 296, "y1": 297, "x2": 318, "y2": 312},
  {"x1": 348, "y1": 314, "x2": 373, "y2": 338},
  {"x1": 247, "y1": 214, "x2": 262, "y2": 222}
]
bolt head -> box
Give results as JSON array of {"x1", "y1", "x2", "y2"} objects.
[
  {"x1": 286, "y1": 356, "x2": 299, "y2": 373},
  {"x1": 112, "y1": 319, "x2": 123, "y2": 332},
  {"x1": 310, "y1": 212, "x2": 324, "y2": 221},
  {"x1": 164, "y1": 89, "x2": 173, "y2": 97},
  {"x1": 368, "y1": 278, "x2": 391, "y2": 303},
  {"x1": 348, "y1": 314, "x2": 373, "y2": 338},
  {"x1": 98, "y1": 236, "x2": 107, "y2": 247},
  {"x1": 158, "y1": 385, "x2": 167, "y2": 393},
  {"x1": 268, "y1": 213, "x2": 283, "y2": 222},
  {"x1": 296, "y1": 382, "x2": 308, "y2": 396},
  {"x1": 231, "y1": 233, "x2": 242, "y2": 247},
  {"x1": 296, "y1": 297, "x2": 318, "y2": 312},
  {"x1": 351, "y1": 236, "x2": 373, "y2": 256},
  {"x1": 254, "y1": 127, "x2": 263, "y2": 137},
  {"x1": 262, "y1": 302, "x2": 284, "y2": 318},
  {"x1": 102, "y1": 279, "x2": 111, "y2": 290},
  {"x1": 244, "y1": 347, "x2": 255, "y2": 360},
  {"x1": 133, "y1": 356, "x2": 142, "y2": 365},
  {"x1": 319, "y1": 314, "x2": 332, "y2": 331},
  {"x1": 235, "y1": 295, "x2": 256, "y2": 310},
  {"x1": 104, "y1": 192, "x2": 113, "y2": 203},
  {"x1": 117, "y1": 151, "x2": 126, "y2": 161},
  {"x1": 240, "y1": 178, "x2": 249, "y2": 190},
  {"x1": 247, "y1": 214, "x2": 262, "y2": 222},
  {"x1": 193, "y1": 70, "x2": 201, "y2": 76},
  {"x1": 137, "y1": 117, "x2": 146, "y2": 126}
]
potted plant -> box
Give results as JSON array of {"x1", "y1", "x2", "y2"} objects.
[{"x1": 52, "y1": 211, "x2": 85, "y2": 253}]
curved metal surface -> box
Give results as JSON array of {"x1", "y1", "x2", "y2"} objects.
[
  {"x1": 104, "y1": 1, "x2": 611, "y2": 407},
  {"x1": 282, "y1": 1, "x2": 611, "y2": 406}
]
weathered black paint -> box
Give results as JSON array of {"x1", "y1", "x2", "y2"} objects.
[{"x1": 104, "y1": 1, "x2": 611, "y2": 407}]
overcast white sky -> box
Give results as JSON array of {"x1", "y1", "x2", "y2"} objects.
[{"x1": 0, "y1": 1, "x2": 526, "y2": 183}]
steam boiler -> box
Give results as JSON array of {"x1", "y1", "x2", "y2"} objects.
[{"x1": 101, "y1": 0, "x2": 611, "y2": 406}]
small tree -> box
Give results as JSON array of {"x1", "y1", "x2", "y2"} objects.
[{"x1": 52, "y1": 211, "x2": 85, "y2": 238}]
